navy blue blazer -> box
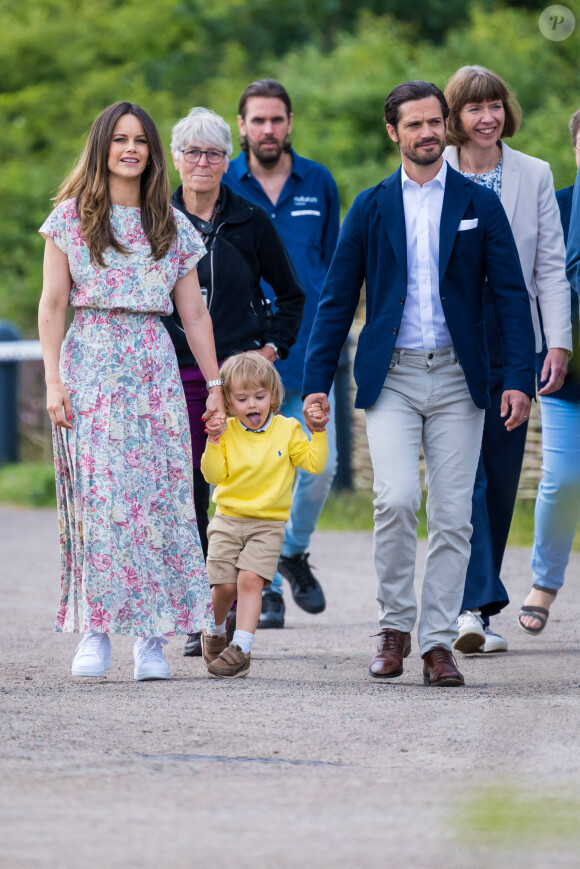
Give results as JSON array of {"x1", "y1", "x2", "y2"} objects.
[
  {"x1": 566, "y1": 167, "x2": 580, "y2": 294},
  {"x1": 302, "y1": 164, "x2": 536, "y2": 410}
]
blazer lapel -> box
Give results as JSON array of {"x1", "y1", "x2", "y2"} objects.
[
  {"x1": 499, "y1": 141, "x2": 519, "y2": 224},
  {"x1": 439, "y1": 166, "x2": 474, "y2": 281},
  {"x1": 375, "y1": 169, "x2": 407, "y2": 279},
  {"x1": 443, "y1": 145, "x2": 460, "y2": 170}
]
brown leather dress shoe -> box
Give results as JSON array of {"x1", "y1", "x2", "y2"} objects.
[
  {"x1": 369, "y1": 629, "x2": 411, "y2": 679},
  {"x1": 422, "y1": 645, "x2": 465, "y2": 687}
]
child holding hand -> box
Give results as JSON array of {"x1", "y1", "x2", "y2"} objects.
[{"x1": 200, "y1": 351, "x2": 328, "y2": 678}]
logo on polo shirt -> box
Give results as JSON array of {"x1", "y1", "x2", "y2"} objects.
[{"x1": 291, "y1": 195, "x2": 321, "y2": 217}]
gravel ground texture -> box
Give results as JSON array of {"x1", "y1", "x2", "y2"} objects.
[{"x1": 1, "y1": 505, "x2": 579, "y2": 868}]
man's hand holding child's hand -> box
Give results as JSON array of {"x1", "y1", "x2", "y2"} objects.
[
  {"x1": 205, "y1": 413, "x2": 227, "y2": 444},
  {"x1": 304, "y1": 401, "x2": 328, "y2": 433}
]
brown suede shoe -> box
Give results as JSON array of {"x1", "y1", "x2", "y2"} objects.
[
  {"x1": 207, "y1": 643, "x2": 251, "y2": 679},
  {"x1": 201, "y1": 631, "x2": 228, "y2": 669},
  {"x1": 422, "y1": 646, "x2": 465, "y2": 687},
  {"x1": 369, "y1": 629, "x2": 411, "y2": 679}
]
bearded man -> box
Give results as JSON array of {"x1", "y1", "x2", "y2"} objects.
[
  {"x1": 223, "y1": 79, "x2": 340, "y2": 629},
  {"x1": 302, "y1": 81, "x2": 535, "y2": 686}
]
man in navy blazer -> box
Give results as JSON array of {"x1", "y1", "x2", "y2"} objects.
[{"x1": 302, "y1": 81, "x2": 535, "y2": 687}]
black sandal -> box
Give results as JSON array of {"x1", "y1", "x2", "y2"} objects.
[{"x1": 518, "y1": 583, "x2": 558, "y2": 636}]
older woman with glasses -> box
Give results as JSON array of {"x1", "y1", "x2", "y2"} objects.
[
  {"x1": 443, "y1": 66, "x2": 572, "y2": 655},
  {"x1": 162, "y1": 108, "x2": 304, "y2": 657}
]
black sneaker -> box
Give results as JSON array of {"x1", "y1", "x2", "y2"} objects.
[
  {"x1": 183, "y1": 632, "x2": 202, "y2": 657},
  {"x1": 278, "y1": 552, "x2": 326, "y2": 614},
  {"x1": 225, "y1": 607, "x2": 237, "y2": 642},
  {"x1": 257, "y1": 589, "x2": 285, "y2": 629}
]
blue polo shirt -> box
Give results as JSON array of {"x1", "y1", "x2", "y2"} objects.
[{"x1": 223, "y1": 149, "x2": 340, "y2": 391}]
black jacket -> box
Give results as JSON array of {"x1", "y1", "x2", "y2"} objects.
[{"x1": 162, "y1": 184, "x2": 304, "y2": 365}]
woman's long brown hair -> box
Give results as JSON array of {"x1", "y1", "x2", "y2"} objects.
[{"x1": 57, "y1": 101, "x2": 176, "y2": 266}]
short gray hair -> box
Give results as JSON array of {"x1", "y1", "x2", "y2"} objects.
[{"x1": 171, "y1": 107, "x2": 233, "y2": 157}]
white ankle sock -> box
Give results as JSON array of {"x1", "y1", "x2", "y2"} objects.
[
  {"x1": 209, "y1": 621, "x2": 226, "y2": 637},
  {"x1": 232, "y1": 630, "x2": 254, "y2": 654}
]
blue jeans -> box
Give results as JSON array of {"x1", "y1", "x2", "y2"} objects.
[
  {"x1": 531, "y1": 396, "x2": 580, "y2": 591},
  {"x1": 268, "y1": 387, "x2": 338, "y2": 596}
]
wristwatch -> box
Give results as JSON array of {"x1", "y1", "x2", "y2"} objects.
[
  {"x1": 265, "y1": 342, "x2": 280, "y2": 360},
  {"x1": 206, "y1": 378, "x2": 224, "y2": 389}
]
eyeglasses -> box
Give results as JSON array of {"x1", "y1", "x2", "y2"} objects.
[{"x1": 180, "y1": 148, "x2": 226, "y2": 164}]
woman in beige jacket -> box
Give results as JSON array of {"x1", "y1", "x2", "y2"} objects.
[{"x1": 443, "y1": 65, "x2": 572, "y2": 654}]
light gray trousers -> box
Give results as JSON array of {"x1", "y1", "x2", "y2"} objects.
[{"x1": 365, "y1": 347, "x2": 485, "y2": 655}]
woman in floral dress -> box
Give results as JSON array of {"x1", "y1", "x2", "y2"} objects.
[{"x1": 38, "y1": 101, "x2": 225, "y2": 681}]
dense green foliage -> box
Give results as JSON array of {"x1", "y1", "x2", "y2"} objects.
[
  {"x1": 0, "y1": 461, "x2": 56, "y2": 506},
  {"x1": 0, "y1": 0, "x2": 577, "y2": 334}
]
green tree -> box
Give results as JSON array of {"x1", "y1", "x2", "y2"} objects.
[{"x1": 1, "y1": 0, "x2": 578, "y2": 333}]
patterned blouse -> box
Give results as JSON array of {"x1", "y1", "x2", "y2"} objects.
[
  {"x1": 40, "y1": 199, "x2": 206, "y2": 315},
  {"x1": 460, "y1": 159, "x2": 503, "y2": 198}
]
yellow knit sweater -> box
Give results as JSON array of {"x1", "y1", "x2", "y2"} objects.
[{"x1": 201, "y1": 415, "x2": 328, "y2": 521}]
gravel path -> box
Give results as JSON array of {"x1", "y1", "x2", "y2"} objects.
[{"x1": 1, "y1": 505, "x2": 579, "y2": 868}]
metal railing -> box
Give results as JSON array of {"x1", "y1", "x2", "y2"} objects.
[
  {"x1": 0, "y1": 325, "x2": 354, "y2": 487},
  {"x1": 0, "y1": 340, "x2": 43, "y2": 362}
]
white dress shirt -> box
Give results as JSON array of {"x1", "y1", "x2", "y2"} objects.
[{"x1": 397, "y1": 160, "x2": 452, "y2": 350}]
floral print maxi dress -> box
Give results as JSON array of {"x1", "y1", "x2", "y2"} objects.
[{"x1": 40, "y1": 199, "x2": 215, "y2": 637}]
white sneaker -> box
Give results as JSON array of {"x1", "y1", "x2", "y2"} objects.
[
  {"x1": 453, "y1": 610, "x2": 485, "y2": 654},
  {"x1": 482, "y1": 626, "x2": 508, "y2": 653},
  {"x1": 71, "y1": 631, "x2": 112, "y2": 677},
  {"x1": 133, "y1": 637, "x2": 170, "y2": 681}
]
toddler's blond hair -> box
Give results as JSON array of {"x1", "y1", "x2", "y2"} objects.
[{"x1": 220, "y1": 351, "x2": 284, "y2": 416}]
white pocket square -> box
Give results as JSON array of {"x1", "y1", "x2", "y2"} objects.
[{"x1": 458, "y1": 218, "x2": 478, "y2": 231}]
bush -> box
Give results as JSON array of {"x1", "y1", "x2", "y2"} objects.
[{"x1": 0, "y1": 462, "x2": 56, "y2": 507}]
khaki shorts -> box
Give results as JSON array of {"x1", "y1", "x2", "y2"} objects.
[{"x1": 206, "y1": 513, "x2": 286, "y2": 586}]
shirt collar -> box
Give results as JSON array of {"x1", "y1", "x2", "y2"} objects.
[
  {"x1": 238, "y1": 412, "x2": 274, "y2": 433},
  {"x1": 401, "y1": 158, "x2": 447, "y2": 190},
  {"x1": 229, "y1": 148, "x2": 304, "y2": 181},
  {"x1": 287, "y1": 149, "x2": 305, "y2": 180}
]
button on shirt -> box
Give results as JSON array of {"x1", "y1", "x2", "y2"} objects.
[{"x1": 397, "y1": 160, "x2": 452, "y2": 350}]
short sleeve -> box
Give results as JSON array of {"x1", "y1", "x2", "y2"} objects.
[
  {"x1": 39, "y1": 199, "x2": 76, "y2": 255},
  {"x1": 173, "y1": 208, "x2": 206, "y2": 279}
]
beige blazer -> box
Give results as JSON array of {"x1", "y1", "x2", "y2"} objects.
[{"x1": 444, "y1": 141, "x2": 572, "y2": 353}]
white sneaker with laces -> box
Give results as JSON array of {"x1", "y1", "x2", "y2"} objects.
[
  {"x1": 453, "y1": 610, "x2": 486, "y2": 654},
  {"x1": 133, "y1": 637, "x2": 170, "y2": 681},
  {"x1": 482, "y1": 626, "x2": 508, "y2": 653},
  {"x1": 71, "y1": 631, "x2": 112, "y2": 677}
]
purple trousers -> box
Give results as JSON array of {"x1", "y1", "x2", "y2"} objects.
[{"x1": 180, "y1": 363, "x2": 214, "y2": 557}]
